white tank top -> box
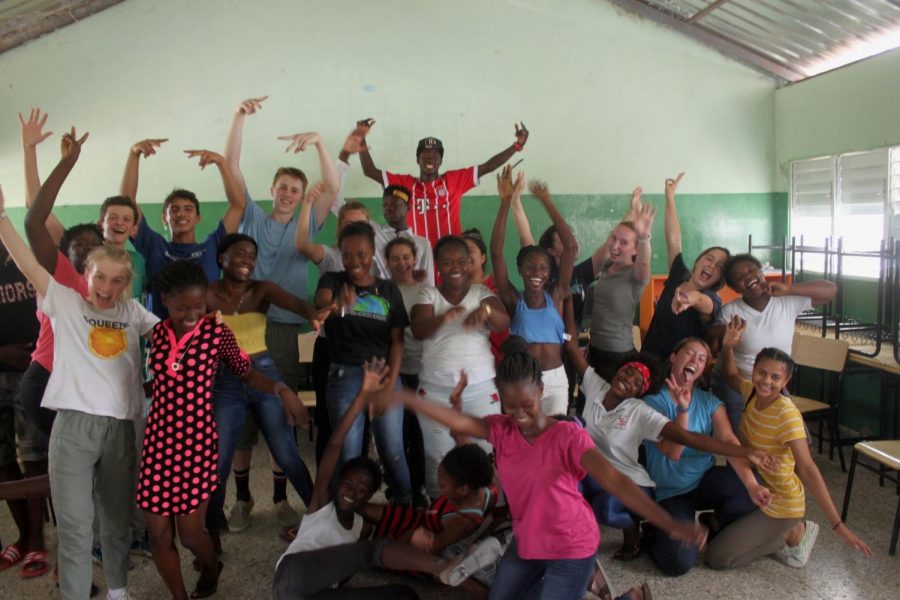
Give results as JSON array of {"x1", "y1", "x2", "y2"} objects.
[{"x1": 276, "y1": 502, "x2": 363, "y2": 569}]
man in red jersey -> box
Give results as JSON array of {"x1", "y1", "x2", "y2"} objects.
[{"x1": 358, "y1": 120, "x2": 529, "y2": 245}]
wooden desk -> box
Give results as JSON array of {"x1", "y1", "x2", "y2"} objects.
[{"x1": 638, "y1": 272, "x2": 792, "y2": 339}]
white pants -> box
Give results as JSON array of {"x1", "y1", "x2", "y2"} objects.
[
  {"x1": 417, "y1": 378, "x2": 500, "y2": 497},
  {"x1": 540, "y1": 366, "x2": 570, "y2": 417}
]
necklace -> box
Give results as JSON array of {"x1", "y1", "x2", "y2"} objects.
[
  {"x1": 168, "y1": 329, "x2": 200, "y2": 373},
  {"x1": 231, "y1": 289, "x2": 251, "y2": 315}
]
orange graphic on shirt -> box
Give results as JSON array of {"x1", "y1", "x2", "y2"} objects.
[{"x1": 88, "y1": 326, "x2": 127, "y2": 359}]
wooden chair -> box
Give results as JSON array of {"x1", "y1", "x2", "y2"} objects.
[
  {"x1": 297, "y1": 331, "x2": 318, "y2": 441},
  {"x1": 841, "y1": 440, "x2": 900, "y2": 555},
  {"x1": 791, "y1": 333, "x2": 850, "y2": 471}
]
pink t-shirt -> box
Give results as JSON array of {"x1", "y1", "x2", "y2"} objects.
[
  {"x1": 486, "y1": 415, "x2": 599, "y2": 560},
  {"x1": 32, "y1": 252, "x2": 87, "y2": 371}
]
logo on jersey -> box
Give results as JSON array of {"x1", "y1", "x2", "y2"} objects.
[{"x1": 348, "y1": 292, "x2": 391, "y2": 321}]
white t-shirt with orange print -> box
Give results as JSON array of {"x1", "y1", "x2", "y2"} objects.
[{"x1": 39, "y1": 278, "x2": 158, "y2": 420}]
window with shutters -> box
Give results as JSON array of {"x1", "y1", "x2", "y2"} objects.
[{"x1": 790, "y1": 147, "x2": 894, "y2": 278}]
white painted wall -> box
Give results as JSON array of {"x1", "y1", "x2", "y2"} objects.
[{"x1": 0, "y1": 0, "x2": 775, "y2": 207}]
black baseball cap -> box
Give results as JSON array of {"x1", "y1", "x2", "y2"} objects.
[{"x1": 416, "y1": 137, "x2": 444, "y2": 157}]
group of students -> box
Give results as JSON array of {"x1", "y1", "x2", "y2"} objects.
[{"x1": 0, "y1": 99, "x2": 874, "y2": 600}]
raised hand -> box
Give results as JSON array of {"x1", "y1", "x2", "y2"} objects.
[
  {"x1": 131, "y1": 138, "x2": 167, "y2": 158},
  {"x1": 514, "y1": 121, "x2": 529, "y2": 148},
  {"x1": 449, "y1": 370, "x2": 469, "y2": 413},
  {"x1": 236, "y1": 95, "x2": 268, "y2": 115},
  {"x1": 278, "y1": 132, "x2": 322, "y2": 153},
  {"x1": 665, "y1": 172, "x2": 685, "y2": 198},
  {"x1": 60, "y1": 127, "x2": 89, "y2": 161},
  {"x1": 665, "y1": 375, "x2": 691, "y2": 410},
  {"x1": 527, "y1": 179, "x2": 550, "y2": 203},
  {"x1": 747, "y1": 449, "x2": 780, "y2": 473},
  {"x1": 625, "y1": 186, "x2": 643, "y2": 222},
  {"x1": 19, "y1": 108, "x2": 53, "y2": 147},
  {"x1": 671, "y1": 284, "x2": 693, "y2": 315},
  {"x1": 301, "y1": 181, "x2": 325, "y2": 206},
  {"x1": 631, "y1": 198, "x2": 657, "y2": 240},
  {"x1": 356, "y1": 118, "x2": 375, "y2": 137},
  {"x1": 184, "y1": 149, "x2": 224, "y2": 170},
  {"x1": 496, "y1": 165, "x2": 517, "y2": 201},
  {"x1": 722, "y1": 315, "x2": 746, "y2": 349}
]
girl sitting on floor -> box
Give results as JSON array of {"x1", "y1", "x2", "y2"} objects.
[{"x1": 705, "y1": 317, "x2": 872, "y2": 569}]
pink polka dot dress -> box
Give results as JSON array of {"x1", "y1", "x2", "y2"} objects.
[{"x1": 138, "y1": 318, "x2": 250, "y2": 516}]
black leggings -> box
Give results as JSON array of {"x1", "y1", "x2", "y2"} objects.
[
  {"x1": 18, "y1": 361, "x2": 55, "y2": 438},
  {"x1": 273, "y1": 540, "x2": 419, "y2": 599}
]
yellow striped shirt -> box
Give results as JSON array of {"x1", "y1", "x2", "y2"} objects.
[{"x1": 738, "y1": 380, "x2": 807, "y2": 519}]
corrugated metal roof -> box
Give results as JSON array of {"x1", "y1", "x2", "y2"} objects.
[
  {"x1": 609, "y1": 0, "x2": 900, "y2": 82},
  {"x1": 0, "y1": 0, "x2": 124, "y2": 54}
]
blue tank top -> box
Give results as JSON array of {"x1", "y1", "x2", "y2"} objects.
[{"x1": 509, "y1": 291, "x2": 565, "y2": 344}]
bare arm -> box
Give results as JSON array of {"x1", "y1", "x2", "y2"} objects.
[
  {"x1": 411, "y1": 302, "x2": 460, "y2": 340},
  {"x1": 294, "y1": 186, "x2": 327, "y2": 264},
  {"x1": 277, "y1": 132, "x2": 340, "y2": 223},
  {"x1": 354, "y1": 118, "x2": 383, "y2": 183},
  {"x1": 563, "y1": 298, "x2": 589, "y2": 377},
  {"x1": 25, "y1": 129, "x2": 89, "y2": 273},
  {"x1": 477, "y1": 122, "x2": 529, "y2": 176},
  {"x1": 309, "y1": 361, "x2": 391, "y2": 512},
  {"x1": 510, "y1": 184, "x2": 535, "y2": 247},
  {"x1": 120, "y1": 138, "x2": 167, "y2": 226},
  {"x1": 490, "y1": 167, "x2": 523, "y2": 313},
  {"x1": 660, "y1": 420, "x2": 775, "y2": 470},
  {"x1": 183, "y1": 150, "x2": 246, "y2": 234},
  {"x1": 530, "y1": 180, "x2": 577, "y2": 302},
  {"x1": 790, "y1": 438, "x2": 872, "y2": 557},
  {"x1": 663, "y1": 173, "x2": 685, "y2": 269},
  {"x1": 224, "y1": 96, "x2": 267, "y2": 196},
  {"x1": 258, "y1": 281, "x2": 332, "y2": 328},
  {"x1": 0, "y1": 188, "x2": 50, "y2": 296},
  {"x1": 581, "y1": 448, "x2": 706, "y2": 547},
  {"x1": 720, "y1": 316, "x2": 747, "y2": 391},
  {"x1": 242, "y1": 367, "x2": 309, "y2": 428},
  {"x1": 630, "y1": 190, "x2": 656, "y2": 284},
  {"x1": 402, "y1": 388, "x2": 490, "y2": 439},
  {"x1": 768, "y1": 279, "x2": 837, "y2": 308},
  {"x1": 710, "y1": 407, "x2": 773, "y2": 509},
  {"x1": 19, "y1": 108, "x2": 63, "y2": 244}
]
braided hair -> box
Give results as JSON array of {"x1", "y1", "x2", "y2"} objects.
[{"x1": 496, "y1": 336, "x2": 542, "y2": 388}]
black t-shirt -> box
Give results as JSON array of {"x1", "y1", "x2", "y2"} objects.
[
  {"x1": 0, "y1": 256, "x2": 39, "y2": 372},
  {"x1": 318, "y1": 272, "x2": 409, "y2": 366},
  {"x1": 642, "y1": 253, "x2": 722, "y2": 359},
  {"x1": 569, "y1": 257, "x2": 596, "y2": 328}
]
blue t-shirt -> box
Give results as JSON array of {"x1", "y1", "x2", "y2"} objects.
[
  {"x1": 238, "y1": 196, "x2": 321, "y2": 325},
  {"x1": 643, "y1": 387, "x2": 722, "y2": 501},
  {"x1": 132, "y1": 218, "x2": 226, "y2": 318}
]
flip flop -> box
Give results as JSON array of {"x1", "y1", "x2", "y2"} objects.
[
  {"x1": 588, "y1": 557, "x2": 614, "y2": 600},
  {"x1": 0, "y1": 543, "x2": 24, "y2": 570},
  {"x1": 20, "y1": 550, "x2": 50, "y2": 578},
  {"x1": 190, "y1": 560, "x2": 223, "y2": 599},
  {"x1": 612, "y1": 544, "x2": 642, "y2": 562}
]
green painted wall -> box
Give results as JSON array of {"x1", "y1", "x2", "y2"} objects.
[
  {"x1": 773, "y1": 47, "x2": 900, "y2": 191},
  {"x1": 5, "y1": 189, "x2": 784, "y2": 292}
]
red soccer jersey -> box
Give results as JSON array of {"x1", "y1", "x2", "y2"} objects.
[{"x1": 383, "y1": 166, "x2": 479, "y2": 246}]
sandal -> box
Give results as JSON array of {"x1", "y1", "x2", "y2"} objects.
[
  {"x1": 612, "y1": 544, "x2": 642, "y2": 562},
  {"x1": 190, "y1": 560, "x2": 223, "y2": 599},
  {"x1": 0, "y1": 543, "x2": 24, "y2": 570},
  {"x1": 20, "y1": 550, "x2": 50, "y2": 578},
  {"x1": 278, "y1": 527, "x2": 298, "y2": 543},
  {"x1": 588, "y1": 557, "x2": 614, "y2": 600}
]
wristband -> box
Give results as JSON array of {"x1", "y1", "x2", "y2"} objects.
[
  {"x1": 637, "y1": 235, "x2": 651, "y2": 243},
  {"x1": 482, "y1": 302, "x2": 493, "y2": 319},
  {"x1": 676, "y1": 405, "x2": 690, "y2": 415},
  {"x1": 832, "y1": 520, "x2": 843, "y2": 530},
  {"x1": 513, "y1": 142, "x2": 523, "y2": 152}
]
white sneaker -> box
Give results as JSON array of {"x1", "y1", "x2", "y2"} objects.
[
  {"x1": 228, "y1": 498, "x2": 255, "y2": 533},
  {"x1": 773, "y1": 520, "x2": 819, "y2": 568},
  {"x1": 439, "y1": 536, "x2": 503, "y2": 587},
  {"x1": 276, "y1": 499, "x2": 299, "y2": 528}
]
